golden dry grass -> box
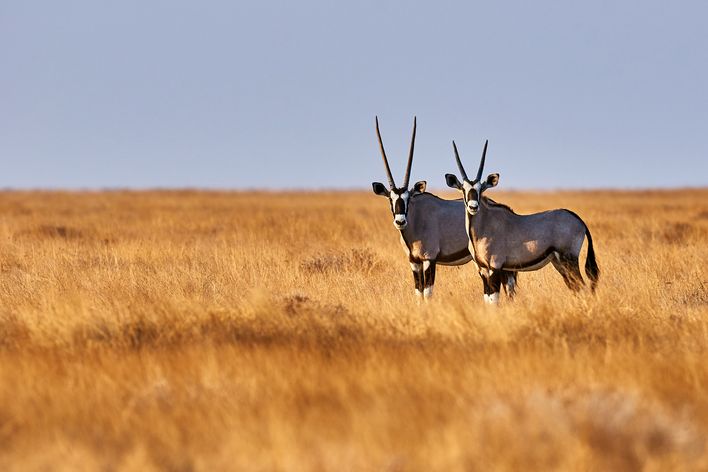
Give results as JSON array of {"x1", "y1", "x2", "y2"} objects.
[{"x1": 0, "y1": 188, "x2": 707, "y2": 471}]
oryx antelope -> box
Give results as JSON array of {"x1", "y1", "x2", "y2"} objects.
[
  {"x1": 371, "y1": 117, "x2": 517, "y2": 299},
  {"x1": 445, "y1": 140, "x2": 599, "y2": 304}
]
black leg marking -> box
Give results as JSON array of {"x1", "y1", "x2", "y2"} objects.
[
  {"x1": 552, "y1": 253, "x2": 584, "y2": 291},
  {"x1": 422, "y1": 260, "x2": 437, "y2": 297},
  {"x1": 424, "y1": 261, "x2": 436, "y2": 288},
  {"x1": 479, "y1": 271, "x2": 491, "y2": 300},
  {"x1": 410, "y1": 260, "x2": 424, "y2": 294},
  {"x1": 488, "y1": 270, "x2": 503, "y2": 295},
  {"x1": 502, "y1": 271, "x2": 517, "y2": 300},
  {"x1": 412, "y1": 269, "x2": 423, "y2": 293}
]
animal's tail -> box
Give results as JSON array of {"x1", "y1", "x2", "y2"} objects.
[{"x1": 584, "y1": 227, "x2": 599, "y2": 293}]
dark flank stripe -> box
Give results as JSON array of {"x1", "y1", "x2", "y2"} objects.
[
  {"x1": 501, "y1": 247, "x2": 557, "y2": 271},
  {"x1": 437, "y1": 248, "x2": 472, "y2": 264}
]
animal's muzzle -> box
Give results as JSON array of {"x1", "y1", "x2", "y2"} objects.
[
  {"x1": 393, "y1": 215, "x2": 407, "y2": 229},
  {"x1": 467, "y1": 201, "x2": 479, "y2": 215}
]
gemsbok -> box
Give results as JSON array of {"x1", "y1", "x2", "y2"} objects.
[
  {"x1": 371, "y1": 117, "x2": 517, "y2": 299},
  {"x1": 445, "y1": 139, "x2": 599, "y2": 304}
]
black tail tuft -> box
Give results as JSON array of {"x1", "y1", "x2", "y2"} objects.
[{"x1": 584, "y1": 228, "x2": 600, "y2": 293}]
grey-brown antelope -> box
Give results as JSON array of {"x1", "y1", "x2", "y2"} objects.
[{"x1": 445, "y1": 140, "x2": 599, "y2": 304}]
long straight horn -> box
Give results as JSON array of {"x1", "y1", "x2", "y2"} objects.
[
  {"x1": 475, "y1": 139, "x2": 488, "y2": 182},
  {"x1": 375, "y1": 116, "x2": 396, "y2": 188},
  {"x1": 452, "y1": 140, "x2": 468, "y2": 180},
  {"x1": 402, "y1": 116, "x2": 417, "y2": 188}
]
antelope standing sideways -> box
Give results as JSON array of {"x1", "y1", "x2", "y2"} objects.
[
  {"x1": 445, "y1": 140, "x2": 599, "y2": 304},
  {"x1": 372, "y1": 117, "x2": 517, "y2": 299}
]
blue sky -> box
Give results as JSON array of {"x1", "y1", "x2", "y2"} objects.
[{"x1": 2, "y1": 1, "x2": 706, "y2": 189}]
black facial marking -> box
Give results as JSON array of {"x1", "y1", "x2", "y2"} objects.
[
  {"x1": 389, "y1": 188, "x2": 408, "y2": 217},
  {"x1": 467, "y1": 187, "x2": 479, "y2": 202},
  {"x1": 394, "y1": 197, "x2": 406, "y2": 214}
]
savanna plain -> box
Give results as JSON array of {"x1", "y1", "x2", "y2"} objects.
[{"x1": 0, "y1": 189, "x2": 707, "y2": 471}]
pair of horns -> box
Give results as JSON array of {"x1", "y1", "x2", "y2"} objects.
[
  {"x1": 375, "y1": 116, "x2": 416, "y2": 189},
  {"x1": 453, "y1": 139, "x2": 487, "y2": 182}
]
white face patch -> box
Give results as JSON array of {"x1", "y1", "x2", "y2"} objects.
[
  {"x1": 390, "y1": 191, "x2": 409, "y2": 206},
  {"x1": 393, "y1": 217, "x2": 407, "y2": 229}
]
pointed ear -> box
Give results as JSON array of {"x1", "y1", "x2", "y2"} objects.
[
  {"x1": 412, "y1": 180, "x2": 427, "y2": 194},
  {"x1": 484, "y1": 173, "x2": 499, "y2": 188},
  {"x1": 372, "y1": 182, "x2": 389, "y2": 196},
  {"x1": 445, "y1": 174, "x2": 462, "y2": 190}
]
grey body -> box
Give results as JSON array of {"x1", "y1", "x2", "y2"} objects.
[{"x1": 467, "y1": 203, "x2": 586, "y2": 271}]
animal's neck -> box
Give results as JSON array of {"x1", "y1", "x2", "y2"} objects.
[
  {"x1": 399, "y1": 225, "x2": 410, "y2": 243},
  {"x1": 467, "y1": 203, "x2": 489, "y2": 246}
]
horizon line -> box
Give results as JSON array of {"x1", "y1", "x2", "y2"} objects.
[{"x1": 1, "y1": 185, "x2": 706, "y2": 193}]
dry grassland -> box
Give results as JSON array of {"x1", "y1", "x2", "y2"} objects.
[{"x1": 0, "y1": 188, "x2": 707, "y2": 471}]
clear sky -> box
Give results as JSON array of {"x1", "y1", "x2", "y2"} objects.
[{"x1": 2, "y1": 1, "x2": 706, "y2": 190}]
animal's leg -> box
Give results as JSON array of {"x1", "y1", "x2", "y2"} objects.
[
  {"x1": 479, "y1": 269, "x2": 491, "y2": 303},
  {"x1": 422, "y1": 260, "x2": 436, "y2": 298},
  {"x1": 551, "y1": 253, "x2": 584, "y2": 291},
  {"x1": 410, "y1": 261, "x2": 424, "y2": 297},
  {"x1": 503, "y1": 271, "x2": 517, "y2": 300},
  {"x1": 486, "y1": 269, "x2": 503, "y2": 305}
]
